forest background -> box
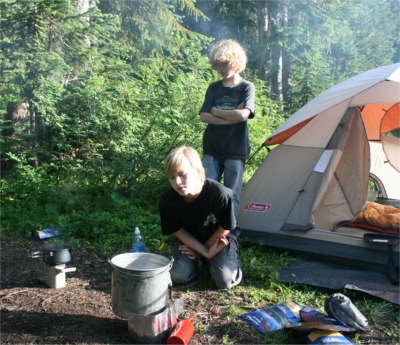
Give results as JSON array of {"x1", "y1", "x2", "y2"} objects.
[
  {"x1": 0, "y1": 0, "x2": 399, "y2": 264},
  {"x1": 1, "y1": 1, "x2": 399, "y2": 344}
]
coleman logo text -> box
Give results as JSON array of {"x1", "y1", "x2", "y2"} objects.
[{"x1": 244, "y1": 202, "x2": 271, "y2": 212}]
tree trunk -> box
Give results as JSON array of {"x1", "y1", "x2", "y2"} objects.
[
  {"x1": 255, "y1": 1, "x2": 270, "y2": 82},
  {"x1": 4, "y1": 102, "x2": 31, "y2": 136},
  {"x1": 76, "y1": 0, "x2": 94, "y2": 46},
  {"x1": 268, "y1": 0, "x2": 283, "y2": 103},
  {"x1": 281, "y1": 1, "x2": 292, "y2": 111},
  {"x1": 1, "y1": 102, "x2": 32, "y2": 174}
]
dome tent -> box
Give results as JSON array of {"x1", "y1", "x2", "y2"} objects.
[{"x1": 238, "y1": 63, "x2": 400, "y2": 272}]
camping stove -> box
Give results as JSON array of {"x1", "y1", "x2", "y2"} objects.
[{"x1": 43, "y1": 263, "x2": 76, "y2": 289}]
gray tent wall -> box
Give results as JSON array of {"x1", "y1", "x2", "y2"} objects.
[
  {"x1": 312, "y1": 108, "x2": 370, "y2": 230},
  {"x1": 238, "y1": 109, "x2": 395, "y2": 270},
  {"x1": 239, "y1": 108, "x2": 368, "y2": 232},
  {"x1": 283, "y1": 108, "x2": 369, "y2": 231}
]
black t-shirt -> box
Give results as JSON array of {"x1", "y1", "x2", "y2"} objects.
[
  {"x1": 159, "y1": 179, "x2": 236, "y2": 243},
  {"x1": 200, "y1": 79, "x2": 255, "y2": 160}
]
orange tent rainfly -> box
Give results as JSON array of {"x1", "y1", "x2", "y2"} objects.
[{"x1": 239, "y1": 63, "x2": 400, "y2": 274}]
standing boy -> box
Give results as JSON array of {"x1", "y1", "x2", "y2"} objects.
[
  {"x1": 200, "y1": 39, "x2": 255, "y2": 220},
  {"x1": 159, "y1": 146, "x2": 242, "y2": 289}
]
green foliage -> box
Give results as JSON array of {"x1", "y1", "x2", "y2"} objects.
[
  {"x1": 98, "y1": 0, "x2": 209, "y2": 58},
  {"x1": 244, "y1": 76, "x2": 286, "y2": 184},
  {"x1": 2, "y1": 0, "x2": 397, "y2": 253},
  {"x1": 1, "y1": 171, "x2": 163, "y2": 254},
  {"x1": 1, "y1": 2, "x2": 399, "y2": 344}
]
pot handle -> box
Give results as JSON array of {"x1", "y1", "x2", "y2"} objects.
[
  {"x1": 58, "y1": 267, "x2": 77, "y2": 273},
  {"x1": 31, "y1": 251, "x2": 43, "y2": 259}
]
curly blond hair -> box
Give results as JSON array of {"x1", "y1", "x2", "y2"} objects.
[{"x1": 209, "y1": 39, "x2": 248, "y2": 73}]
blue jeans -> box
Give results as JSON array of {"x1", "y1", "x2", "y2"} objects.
[
  {"x1": 169, "y1": 236, "x2": 242, "y2": 289},
  {"x1": 202, "y1": 154, "x2": 244, "y2": 218}
]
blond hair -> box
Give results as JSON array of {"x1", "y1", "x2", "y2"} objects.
[
  {"x1": 209, "y1": 39, "x2": 248, "y2": 73},
  {"x1": 164, "y1": 146, "x2": 205, "y2": 183}
]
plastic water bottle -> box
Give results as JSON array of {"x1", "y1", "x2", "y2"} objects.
[
  {"x1": 132, "y1": 227, "x2": 146, "y2": 252},
  {"x1": 31, "y1": 227, "x2": 60, "y2": 240}
]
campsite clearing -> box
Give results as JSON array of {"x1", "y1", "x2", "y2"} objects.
[{"x1": 1, "y1": 233, "x2": 399, "y2": 344}]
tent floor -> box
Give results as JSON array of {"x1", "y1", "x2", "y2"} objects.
[{"x1": 241, "y1": 226, "x2": 399, "y2": 273}]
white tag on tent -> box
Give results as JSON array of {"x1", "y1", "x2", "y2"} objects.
[{"x1": 313, "y1": 150, "x2": 333, "y2": 173}]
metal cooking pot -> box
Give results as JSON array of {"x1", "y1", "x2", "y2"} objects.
[{"x1": 31, "y1": 243, "x2": 72, "y2": 265}]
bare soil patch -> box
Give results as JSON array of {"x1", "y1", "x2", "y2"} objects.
[
  {"x1": 1, "y1": 233, "x2": 398, "y2": 344},
  {"x1": 1, "y1": 233, "x2": 253, "y2": 345}
]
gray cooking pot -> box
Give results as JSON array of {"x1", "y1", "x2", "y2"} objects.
[{"x1": 31, "y1": 243, "x2": 72, "y2": 265}]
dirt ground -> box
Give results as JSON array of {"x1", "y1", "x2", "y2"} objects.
[
  {"x1": 1, "y1": 233, "x2": 398, "y2": 344},
  {"x1": 0, "y1": 233, "x2": 255, "y2": 345}
]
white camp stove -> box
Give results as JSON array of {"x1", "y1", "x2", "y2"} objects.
[{"x1": 43, "y1": 263, "x2": 76, "y2": 289}]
